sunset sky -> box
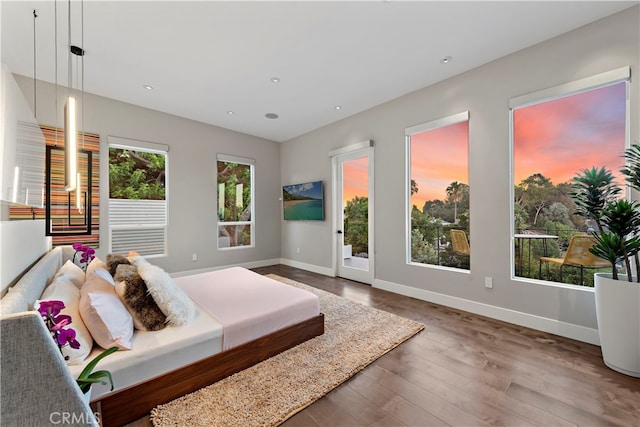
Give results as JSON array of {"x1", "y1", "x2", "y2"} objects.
[
  {"x1": 342, "y1": 82, "x2": 626, "y2": 212},
  {"x1": 342, "y1": 156, "x2": 368, "y2": 205},
  {"x1": 514, "y1": 81, "x2": 626, "y2": 186},
  {"x1": 410, "y1": 120, "x2": 469, "y2": 208}
]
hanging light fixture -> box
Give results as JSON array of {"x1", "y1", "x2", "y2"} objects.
[
  {"x1": 63, "y1": 0, "x2": 84, "y2": 192},
  {"x1": 64, "y1": 95, "x2": 77, "y2": 191}
]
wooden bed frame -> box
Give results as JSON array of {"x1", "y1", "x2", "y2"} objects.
[{"x1": 91, "y1": 313, "x2": 324, "y2": 426}]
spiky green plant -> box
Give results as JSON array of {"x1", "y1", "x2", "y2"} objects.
[
  {"x1": 571, "y1": 166, "x2": 621, "y2": 232},
  {"x1": 571, "y1": 144, "x2": 640, "y2": 282}
]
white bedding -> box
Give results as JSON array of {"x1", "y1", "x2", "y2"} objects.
[
  {"x1": 175, "y1": 267, "x2": 320, "y2": 350},
  {"x1": 68, "y1": 306, "x2": 223, "y2": 400}
]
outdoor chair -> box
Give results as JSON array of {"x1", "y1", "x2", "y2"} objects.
[
  {"x1": 538, "y1": 234, "x2": 609, "y2": 285},
  {"x1": 450, "y1": 229, "x2": 471, "y2": 256}
]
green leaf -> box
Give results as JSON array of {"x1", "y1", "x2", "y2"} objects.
[{"x1": 76, "y1": 346, "x2": 118, "y2": 392}]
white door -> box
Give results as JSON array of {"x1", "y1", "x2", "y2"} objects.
[{"x1": 333, "y1": 146, "x2": 374, "y2": 284}]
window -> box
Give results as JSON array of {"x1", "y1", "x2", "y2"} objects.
[
  {"x1": 217, "y1": 154, "x2": 254, "y2": 249},
  {"x1": 511, "y1": 68, "x2": 629, "y2": 286},
  {"x1": 108, "y1": 136, "x2": 167, "y2": 257},
  {"x1": 406, "y1": 111, "x2": 470, "y2": 270}
]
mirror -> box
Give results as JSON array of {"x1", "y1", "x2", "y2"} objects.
[{"x1": 1, "y1": 64, "x2": 46, "y2": 218}]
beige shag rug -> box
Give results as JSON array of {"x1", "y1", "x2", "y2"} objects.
[{"x1": 150, "y1": 275, "x2": 424, "y2": 427}]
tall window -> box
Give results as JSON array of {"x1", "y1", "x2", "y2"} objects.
[
  {"x1": 406, "y1": 111, "x2": 470, "y2": 270},
  {"x1": 217, "y1": 154, "x2": 254, "y2": 249},
  {"x1": 511, "y1": 68, "x2": 629, "y2": 286},
  {"x1": 108, "y1": 136, "x2": 167, "y2": 257}
]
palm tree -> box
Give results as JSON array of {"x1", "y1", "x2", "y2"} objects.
[{"x1": 446, "y1": 181, "x2": 467, "y2": 224}]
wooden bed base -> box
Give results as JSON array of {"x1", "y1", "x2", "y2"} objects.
[{"x1": 91, "y1": 313, "x2": 324, "y2": 426}]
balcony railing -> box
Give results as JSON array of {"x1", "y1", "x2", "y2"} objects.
[{"x1": 410, "y1": 224, "x2": 612, "y2": 286}]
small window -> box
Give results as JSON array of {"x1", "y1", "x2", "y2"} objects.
[
  {"x1": 217, "y1": 154, "x2": 255, "y2": 249},
  {"x1": 108, "y1": 136, "x2": 167, "y2": 257}
]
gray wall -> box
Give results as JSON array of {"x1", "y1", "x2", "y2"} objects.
[
  {"x1": 280, "y1": 7, "x2": 640, "y2": 341},
  {"x1": 14, "y1": 75, "x2": 282, "y2": 274}
]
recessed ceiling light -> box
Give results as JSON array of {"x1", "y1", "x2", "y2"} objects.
[
  {"x1": 227, "y1": 111, "x2": 234, "y2": 115},
  {"x1": 334, "y1": 105, "x2": 342, "y2": 110},
  {"x1": 270, "y1": 77, "x2": 280, "y2": 83},
  {"x1": 143, "y1": 84, "x2": 154, "y2": 90},
  {"x1": 440, "y1": 56, "x2": 452, "y2": 64},
  {"x1": 265, "y1": 113, "x2": 279, "y2": 119}
]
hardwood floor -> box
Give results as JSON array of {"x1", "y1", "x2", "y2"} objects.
[{"x1": 128, "y1": 265, "x2": 639, "y2": 427}]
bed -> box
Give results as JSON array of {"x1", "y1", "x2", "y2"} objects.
[{"x1": 0, "y1": 247, "x2": 324, "y2": 426}]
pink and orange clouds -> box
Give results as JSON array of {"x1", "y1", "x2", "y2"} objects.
[
  {"x1": 410, "y1": 120, "x2": 469, "y2": 208},
  {"x1": 514, "y1": 82, "x2": 626, "y2": 186},
  {"x1": 342, "y1": 156, "x2": 369, "y2": 204}
]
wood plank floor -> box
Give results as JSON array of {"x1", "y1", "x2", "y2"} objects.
[{"x1": 128, "y1": 265, "x2": 639, "y2": 427}]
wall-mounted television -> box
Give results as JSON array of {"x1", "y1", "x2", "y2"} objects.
[{"x1": 282, "y1": 181, "x2": 324, "y2": 221}]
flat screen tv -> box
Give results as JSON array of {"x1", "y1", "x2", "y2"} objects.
[{"x1": 282, "y1": 181, "x2": 324, "y2": 221}]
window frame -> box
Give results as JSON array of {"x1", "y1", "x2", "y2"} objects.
[
  {"x1": 216, "y1": 153, "x2": 255, "y2": 250},
  {"x1": 509, "y1": 67, "x2": 631, "y2": 286},
  {"x1": 107, "y1": 136, "x2": 169, "y2": 258},
  {"x1": 405, "y1": 110, "x2": 470, "y2": 270}
]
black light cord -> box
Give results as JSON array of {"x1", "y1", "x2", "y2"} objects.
[{"x1": 33, "y1": 9, "x2": 37, "y2": 117}]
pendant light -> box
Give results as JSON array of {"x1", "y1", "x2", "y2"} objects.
[{"x1": 63, "y1": 0, "x2": 84, "y2": 192}]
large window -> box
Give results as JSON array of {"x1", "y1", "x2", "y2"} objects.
[
  {"x1": 217, "y1": 154, "x2": 254, "y2": 249},
  {"x1": 511, "y1": 68, "x2": 629, "y2": 286},
  {"x1": 407, "y1": 111, "x2": 470, "y2": 270},
  {"x1": 108, "y1": 136, "x2": 167, "y2": 257}
]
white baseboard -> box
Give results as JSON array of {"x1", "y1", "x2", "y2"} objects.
[
  {"x1": 171, "y1": 258, "x2": 281, "y2": 278},
  {"x1": 279, "y1": 258, "x2": 335, "y2": 277},
  {"x1": 374, "y1": 278, "x2": 601, "y2": 346}
]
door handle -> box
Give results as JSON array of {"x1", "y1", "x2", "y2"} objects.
[{"x1": 337, "y1": 230, "x2": 343, "y2": 234}]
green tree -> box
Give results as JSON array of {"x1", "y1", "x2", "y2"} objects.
[
  {"x1": 410, "y1": 179, "x2": 419, "y2": 196},
  {"x1": 446, "y1": 181, "x2": 468, "y2": 224},
  {"x1": 540, "y1": 202, "x2": 572, "y2": 227},
  {"x1": 109, "y1": 148, "x2": 165, "y2": 200},
  {"x1": 217, "y1": 162, "x2": 252, "y2": 246},
  {"x1": 344, "y1": 196, "x2": 368, "y2": 255},
  {"x1": 410, "y1": 228, "x2": 438, "y2": 264},
  {"x1": 515, "y1": 173, "x2": 556, "y2": 226}
]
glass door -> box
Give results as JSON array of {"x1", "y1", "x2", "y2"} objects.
[{"x1": 335, "y1": 148, "x2": 374, "y2": 284}]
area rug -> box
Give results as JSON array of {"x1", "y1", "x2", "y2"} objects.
[{"x1": 150, "y1": 275, "x2": 424, "y2": 427}]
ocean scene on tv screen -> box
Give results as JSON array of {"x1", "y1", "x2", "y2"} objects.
[{"x1": 283, "y1": 181, "x2": 324, "y2": 220}]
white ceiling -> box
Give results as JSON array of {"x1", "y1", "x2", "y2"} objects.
[{"x1": 1, "y1": 1, "x2": 637, "y2": 142}]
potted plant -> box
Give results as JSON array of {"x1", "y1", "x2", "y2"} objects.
[
  {"x1": 36, "y1": 299, "x2": 118, "y2": 399},
  {"x1": 571, "y1": 145, "x2": 640, "y2": 377}
]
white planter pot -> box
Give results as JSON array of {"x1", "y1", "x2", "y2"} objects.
[{"x1": 594, "y1": 273, "x2": 640, "y2": 377}]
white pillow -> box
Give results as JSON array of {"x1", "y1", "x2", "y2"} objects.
[
  {"x1": 52, "y1": 260, "x2": 86, "y2": 288},
  {"x1": 39, "y1": 276, "x2": 93, "y2": 365},
  {"x1": 132, "y1": 257, "x2": 195, "y2": 326},
  {"x1": 79, "y1": 269, "x2": 133, "y2": 350}
]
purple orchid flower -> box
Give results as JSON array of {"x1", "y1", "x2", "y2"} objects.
[
  {"x1": 57, "y1": 327, "x2": 81, "y2": 349},
  {"x1": 72, "y1": 243, "x2": 96, "y2": 271},
  {"x1": 37, "y1": 300, "x2": 65, "y2": 318}
]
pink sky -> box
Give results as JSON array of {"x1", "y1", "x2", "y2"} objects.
[
  {"x1": 343, "y1": 156, "x2": 368, "y2": 204},
  {"x1": 410, "y1": 120, "x2": 469, "y2": 208},
  {"x1": 514, "y1": 82, "x2": 626, "y2": 186}
]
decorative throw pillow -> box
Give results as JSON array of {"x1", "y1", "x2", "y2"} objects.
[
  {"x1": 79, "y1": 269, "x2": 133, "y2": 350},
  {"x1": 52, "y1": 260, "x2": 86, "y2": 288},
  {"x1": 85, "y1": 257, "x2": 107, "y2": 276},
  {"x1": 114, "y1": 264, "x2": 167, "y2": 331},
  {"x1": 132, "y1": 257, "x2": 196, "y2": 326},
  {"x1": 39, "y1": 276, "x2": 93, "y2": 364},
  {"x1": 105, "y1": 253, "x2": 131, "y2": 277}
]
